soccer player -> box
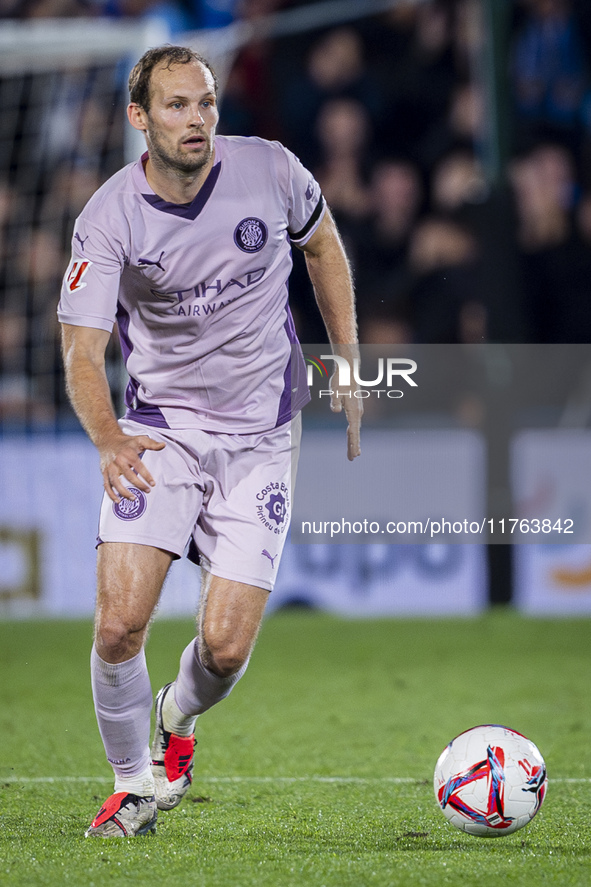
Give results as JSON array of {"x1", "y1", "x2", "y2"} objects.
[{"x1": 58, "y1": 45, "x2": 361, "y2": 838}]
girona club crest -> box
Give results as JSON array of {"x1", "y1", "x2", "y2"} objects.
[
  {"x1": 233, "y1": 217, "x2": 268, "y2": 253},
  {"x1": 66, "y1": 259, "x2": 93, "y2": 292},
  {"x1": 112, "y1": 488, "x2": 147, "y2": 521}
]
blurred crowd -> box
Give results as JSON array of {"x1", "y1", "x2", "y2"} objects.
[{"x1": 3, "y1": 0, "x2": 591, "y2": 426}]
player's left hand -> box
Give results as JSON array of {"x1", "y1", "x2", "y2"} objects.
[{"x1": 330, "y1": 385, "x2": 362, "y2": 460}]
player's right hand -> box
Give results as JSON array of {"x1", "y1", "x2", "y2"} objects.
[{"x1": 99, "y1": 434, "x2": 165, "y2": 503}]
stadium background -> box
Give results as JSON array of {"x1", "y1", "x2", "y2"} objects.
[{"x1": 2, "y1": 0, "x2": 591, "y2": 617}]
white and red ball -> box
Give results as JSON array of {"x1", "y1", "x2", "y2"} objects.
[{"x1": 434, "y1": 724, "x2": 547, "y2": 837}]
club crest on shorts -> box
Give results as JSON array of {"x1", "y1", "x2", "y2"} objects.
[
  {"x1": 113, "y1": 487, "x2": 147, "y2": 521},
  {"x1": 256, "y1": 482, "x2": 290, "y2": 534},
  {"x1": 234, "y1": 217, "x2": 268, "y2": 253}
]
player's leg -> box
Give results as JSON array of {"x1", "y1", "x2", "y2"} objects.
[
  {"x1": 150, "y1": 416, "x2": 299, "y2": 810},
  {"x1": 87, "y1": 422, "x2": 208, "y2": 834},
  {"x1": 197, "y1": 570, "x2": 269, "y2": 676},
  {"x1": 86, "y1": 542, "x2": 172, "y2": 837},
  {"x1": 151, "y1": 572, "x2": 268, "y2": 809},
  {"x1": 94, "y1": 541, "x2": 172, "y2": 662}
]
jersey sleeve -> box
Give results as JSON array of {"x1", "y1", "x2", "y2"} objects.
[
  {"x1": 57, "y1": 217, "x2": 125, "y2": 332},
  {"x1": 280, "y1": 145, "x2": 326, "y2": 246}
]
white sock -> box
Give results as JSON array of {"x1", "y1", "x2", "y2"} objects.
[
  {"x1": 90, "y1": 646, "x2": 153, "y2": 787},
  {"x1": 162, "y1": 685, "x2": 197, "y2": 737},
  {"x1": 173, "y1": 639, "x2": 250, "y2": 717},
  {"x1": 114, "y1": 765, "x2": 155, "y2": 798}
]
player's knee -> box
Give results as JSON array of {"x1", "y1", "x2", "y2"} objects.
[
  {"x1": 200, "y1": 633, "x2": 249, "y2": 678},
  {"x1": 95, "y1": 616, "x2": 147, "y2": 660}
]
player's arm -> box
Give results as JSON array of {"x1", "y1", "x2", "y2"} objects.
[
  {"x1": 61, "y1": 323, "x2": 165, "y2": 502},
  {"x1": 299, "y1": 208, "x2": 362, "y2": 460}
]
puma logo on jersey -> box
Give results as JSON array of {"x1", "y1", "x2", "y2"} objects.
[
  {"x1": 74, "y1": 232, "x2": 89, "y2": 251},
  {"x1": 138, "y1": 251, "x2": 166, "y2": 273},
  {"x1": 66, "y1": 259, "x2": 93, "y2": 292},
  {"x1": 261, "y1": 549, "x2": 277, "y2": 568}
]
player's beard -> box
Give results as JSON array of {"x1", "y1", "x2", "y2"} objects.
[{"x1": 146, "y1": 124, "x2": 214, "y2": 177}]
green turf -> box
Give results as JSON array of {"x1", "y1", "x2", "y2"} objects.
[{"x1": 1, "y1": 610, "x2": 590, "y2": 886}]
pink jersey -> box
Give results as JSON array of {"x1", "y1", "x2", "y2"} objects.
[{"x1": 58, "y1": 136, "x2": 324, "y2": 432}]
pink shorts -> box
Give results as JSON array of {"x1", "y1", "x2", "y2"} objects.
[{"x1": 98, "y1": 415, "x2": 301, "y2": 591}]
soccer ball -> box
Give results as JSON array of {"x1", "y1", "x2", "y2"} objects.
[{"x1": 433, "y1": 724, "x2": 547, "y2": 837}]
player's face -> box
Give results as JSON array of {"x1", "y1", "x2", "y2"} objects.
[{"x1": 143, "y1": 61, "x2": 219, "y2": 176}]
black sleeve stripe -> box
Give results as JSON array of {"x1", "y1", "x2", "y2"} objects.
[{"x1": 288, "y1": 195, "x2": 325, "y2": 242}]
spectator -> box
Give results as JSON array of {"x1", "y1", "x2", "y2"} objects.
[
  {"x1": 510, "y1": 140, "x2": 591, "y2": 341},
  {"x1": 406, "y1": 215, "x2": 485, "y2": 343},
  {"x1": 217, "y1": 0, "x2": 285, "y2": 140},
  {"x1": 417, "y1": 78, "x2": 486, "y2": 171},
  {"x1": 313, "y1": 97, "x2": 373, "y2": 235},
  {"x1": 510, "y1": 141, "x2": 576, "y2": 251},
  {"x1": 39, "y1": 163, "x2": 105, "y2": 253},
  {"x1": 353, "y1": 157, "x2": 423, "y2": 327},
  {"x1": 431, "y1": 147, "x2": 527, "y2": 341},
  {"x1": 359, "y1": 306, "x2": 413, "y2": 346},
  {"x1": 512, "y1": 0, "x2": 589, "y2": 146},
  {"x1": 276, "y1": 26, "x2": 382, "y2": 169},
  {"x1": 14, "y1": 0, "x2": 85, "y2": 16},
  {"x1": 190, "y1": 0, "x2": 238, "y2": 29},
  {"x1": 431, "y1": 148, "x2": 488, "y2": 214},
  {"x1": 96, "y1": 0, "x2": 191, "y2": 32},
  {"x1": 375, "y1": 0, "x2": 458, "y2": 159}
]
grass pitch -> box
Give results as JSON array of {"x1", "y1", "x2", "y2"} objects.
[{"x1": 1, "y1": 609, "x2": 590, "y2": 886}]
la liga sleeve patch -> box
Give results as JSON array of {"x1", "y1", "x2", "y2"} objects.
[{"x1": 65, "y1": 259, "x2": 93, "y2": 292}]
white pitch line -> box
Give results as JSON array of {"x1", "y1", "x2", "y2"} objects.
[
  {"x1": 1, "y1": 775, "x2": 589, "y2": 785},
  {"x1": 1, "y1": 776, "x2": 418, "y2": 785}
]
